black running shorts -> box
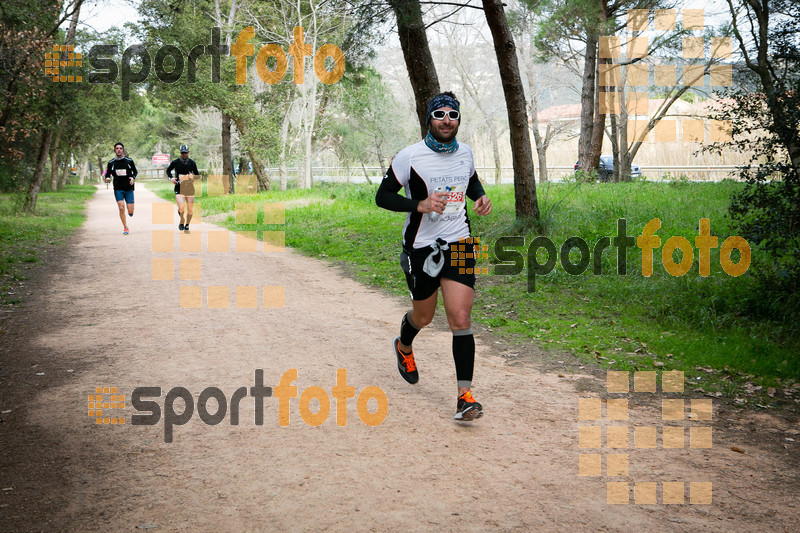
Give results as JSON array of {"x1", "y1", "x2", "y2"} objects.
[
  {"x1": 175, "y1": 180, "x2": 196, "y2": 197},
  {"x1": 400, "y1": 242, "x2": 476, "y2": 301}
]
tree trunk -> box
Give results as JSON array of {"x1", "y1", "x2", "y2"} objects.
[
  {"x1": 490, "y1": 131, "x2": 502, "y2": 185},
  {"x1": 299, "y1": 61, "x2": 319, "y2": 189},
  {"x1": 66, "y1": 4, "x2": 80, "y2": 44},
  {"x1": 526, "y1": 68, "x2": 545, "y2": 184},
  {"x1": 214, "y1": 0, "x2": 241, "y2": 193},
  {"x1": 375, "y1": 141, "x2": 387, "y2": 175},
  {"x1": 49, "y1": 123, "x2": 63, "y2": 191},
  {"x1": 529, "y1": 120, "x2": 546, "y2": 184},
  {"x1": 535, "y1": 130, "x2": 548, "y2": 183},
  {"x1": 221, "y1": 112, "x2": 233, "y2": 193},
  {"x1": 615, "y1": 86, "x2": 634, "y2": 182},
  {"x1": 609, "y1": 111, "x2": 620, "y2": 182},
  {"x1": 588, "y1": 53, "x2": 605, "y2": 172},
  {"x1": 620, "y1": 149, "x2": 634, "y2": 182},
  {"x1": 482, "y1": 0, "x2": 539, "y2": 221},
  {"x1": 589, "y1": 112, "x2": 604, "y2": 174},
  {"x1": 522, "y1": 57, "x2": 547, "y2": 183},
  {"x1": 578, "y1": 31, "x2": 598, "y2": 172},
  {"x1": 278, "y1": 159, "x2": 288, "y2": 190},
  {"x1": 301, "y1": 122, "x2": 313, "y2": 188},
  {"x1": 278, "y1": 103, "x2": 291, "y2": 191},
  {"x1": 617, "y1": 73, "x2": 631, "y2": 181},
  {"x1": 60, "y1": 150, "x2": 72, "y2": 187},
  {"x1": 24, "y1": 129, "x2": 53, "y2": 212},
  {"x1": 249, "y1": 150, "x2": 269, "y2": 191},
  {"x1": 78, "y1": 159, "x2": 87, "y2": 185},
  {"x1": 231, "y1": 116, "x2": 269, "y2": 191},
  {"x1": 360, "y1": 160, "x2": 373, "y2": 184},
  {"x1": 389, "y1": 0, "x2": 440, "y2": 137}
]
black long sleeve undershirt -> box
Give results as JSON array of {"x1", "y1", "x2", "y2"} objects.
[
  {"x1": 375, "y1": 168, "x2": 420, "y2": 212},
  {"x1": 465, "y1": 172, "x2": 486, "y2": 202},
  {"x1": 375, "y1": 168, "x2": 485, "y2": 213}
]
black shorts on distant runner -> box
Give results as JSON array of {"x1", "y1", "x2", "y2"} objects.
[
  {"x1": 174, "y1": 181, "x2": 196, "y2": 197},
  {"x1": 401, "y1": 241, "x2": 476, "y2": 301}
]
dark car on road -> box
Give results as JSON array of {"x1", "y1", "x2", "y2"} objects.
[{"x1": 574, "y1": 155, "x2": 642, "y2": 181}]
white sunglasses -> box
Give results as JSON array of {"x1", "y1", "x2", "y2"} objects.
[{"x1": 430, "y1": 110, "x2": 460, "y2": 120}]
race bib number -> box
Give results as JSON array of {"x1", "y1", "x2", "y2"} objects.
[
  {"x1": 115, "y1": 169, "x2": 127, "y2": 176},
  {"x1": 440, "y1": 184, "x2": 467, "y2": 214}
]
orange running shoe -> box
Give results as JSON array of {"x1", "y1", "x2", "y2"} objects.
[
  {"x1": 454, "y1": 391, "x2": 483, "y2": 421},
  {"x1": 393, "y1": 336, "x2": 419, "y2": 384}
]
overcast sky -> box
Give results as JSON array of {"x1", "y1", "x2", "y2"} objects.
[
  {"x1": 79, "y1": 0, "x2": 141, "y2": 35},
  {"x1": 80, "y1": 0, "x2": 730, "y2": 41}
]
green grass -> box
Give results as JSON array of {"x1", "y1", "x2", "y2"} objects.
[
  {"x1": 0, "y1": 185, "x2": 96, "y2": 305},
  {"x1": 145, "y1": 178, "x2": 799, "y2": 402}
]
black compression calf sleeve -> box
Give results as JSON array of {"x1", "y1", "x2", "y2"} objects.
[
  {"x1": 452, "y1": 328, "x2": 475, "y2": 388},
  {"x1": 400, "y1": 311, "x2": 420, "y2": 346}
]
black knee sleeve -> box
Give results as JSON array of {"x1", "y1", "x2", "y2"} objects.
[
  {"x1": 400, "y1": 311, "x2": 420, "y2": 346},
  {"x1": 452, "y1": 329, "x2": 474, "y2": 387}
]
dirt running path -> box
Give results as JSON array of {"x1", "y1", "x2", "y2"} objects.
[{"x1": 1, "y1": 184, "x2": 799, "y2": 532}]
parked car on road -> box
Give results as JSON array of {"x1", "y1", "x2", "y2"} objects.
[{"x1": 574, "y1": 155, "x2": 642, "y2": 181}]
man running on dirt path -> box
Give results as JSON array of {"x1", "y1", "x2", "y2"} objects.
[
  {"x1": 375, "y1": 91, "x2": 493, "y2": 421},
  {"x1": 106, "y1": 142, "x2": 138, "y2": 235},
  {"x1": 166, "y1": 144, "x2": 201, "y2": 233}
]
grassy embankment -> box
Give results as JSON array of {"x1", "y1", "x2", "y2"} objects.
[
  {"x1": 146, "y1": 178, "x2": 798, "y2": 404},
  {"x1": 0, "y1": 185, "x2": 96, "y2": 305}
]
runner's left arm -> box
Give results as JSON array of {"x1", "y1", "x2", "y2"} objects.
[
  {"x1": 466, "y1": 171, "x2": 491, "y2": 216},
  {"x1": 465, "y1": 171, "x2": 485, "y2": 201},
  {"x1": 128, "y1": 159, "x2": 138, "y2": 179}
]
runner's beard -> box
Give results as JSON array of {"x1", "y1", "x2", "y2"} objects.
[{"x1": 430, "y1": 123, "x2": 458, "y2": 143}]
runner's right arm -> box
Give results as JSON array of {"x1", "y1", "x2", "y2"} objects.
[
  {"x1": 166, "y1": 160, "x2": 177, "y2": 182},
  {"x1": 375, "y1": 169, "x2": 419, "y2": 212},
  {"x1": 376, "y1": 160, "x2": 446, "y2": 214}
]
